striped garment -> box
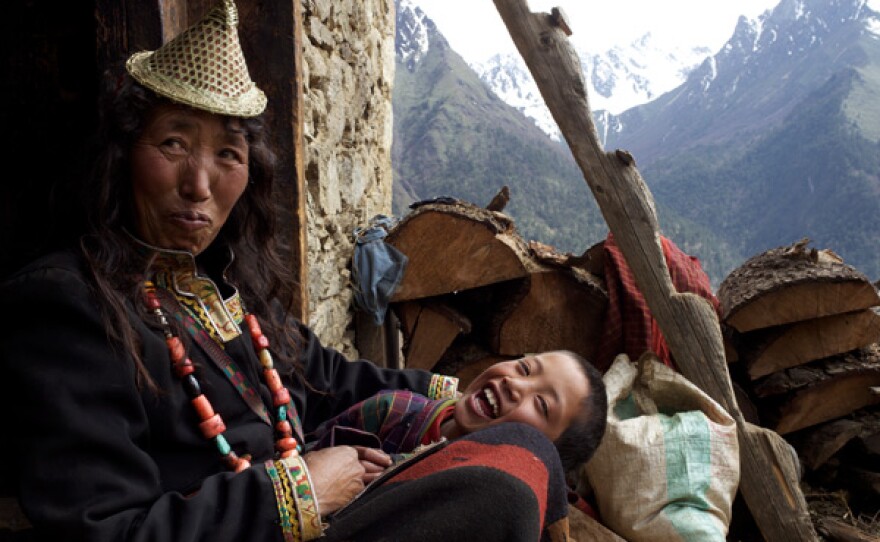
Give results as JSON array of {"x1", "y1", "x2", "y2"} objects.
[{"x1": 306, "y1": 390, "x2": 456, "y2": 455}]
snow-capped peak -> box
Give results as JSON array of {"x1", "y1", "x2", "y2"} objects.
[
  {"x1": 473, "y1": 33, "x2": 712, "y2": 140},
  {"x1": 396, "y1": 0, "x2": 434, "y2": 72}
]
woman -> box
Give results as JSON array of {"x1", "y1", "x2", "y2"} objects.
[{"x1": 0, "y1": 2, "x2": 572, "y2": 541}]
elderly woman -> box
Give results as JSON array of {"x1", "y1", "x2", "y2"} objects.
[{"x1": 0, "y1": 2, "x2": 573, "y2": 541}]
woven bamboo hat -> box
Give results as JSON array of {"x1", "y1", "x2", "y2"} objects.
[{"x1": 125, "y1": 0, "x2": 266, "y2": 117}]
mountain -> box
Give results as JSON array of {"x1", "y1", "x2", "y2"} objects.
[
  {"x1": 394, "y1": 0, "x2": 880, "y2": 285},
  {"x1": 602, "y1": 0, "x2": 880, "y2": 280},
  {"x1": 474, "y1": 36, "x2": 712, "y2": 141},
  {"x1": 392, "y1": 0, "x2": 609, "y2": 256},
  {"x1": 392, "y1": 0, "x2": 742, "y2": 283}
]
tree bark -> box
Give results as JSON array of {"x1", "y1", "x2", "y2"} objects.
[{"x1": 718, "y1": 240, "x2": 880, "y2": 333}]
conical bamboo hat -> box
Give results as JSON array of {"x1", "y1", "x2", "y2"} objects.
[{"x1": 126, "y1": 0, "x2": 266, "y2": 117}]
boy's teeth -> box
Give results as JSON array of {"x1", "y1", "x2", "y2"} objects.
[{"x1": 484, "y1": 388, "x2": 499, "y2": 417}]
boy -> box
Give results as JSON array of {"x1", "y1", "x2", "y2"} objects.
[{"x1": 306, "y1": 350, "x2": 607, "y2": 473}]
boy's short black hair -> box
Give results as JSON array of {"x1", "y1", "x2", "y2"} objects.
[{"x1": 552, "y1": 350, "x2": 608, "y2": 473}]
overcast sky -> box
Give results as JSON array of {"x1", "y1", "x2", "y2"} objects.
[{"x1": 411, "y1": 0, "x2": 782, "y2": 63}]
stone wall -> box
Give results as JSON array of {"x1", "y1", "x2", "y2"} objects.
[{"x1": 301, "y1": 0, "x2": 396, "y2": 356}]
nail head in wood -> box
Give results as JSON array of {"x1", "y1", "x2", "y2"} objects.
[{"x1": 550, "y1": 7, "x2": 572, "y2": 36}]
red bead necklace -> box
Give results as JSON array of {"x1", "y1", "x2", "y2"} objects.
[{"x1": 144, "y1": 287, "x2": 298, "y2": 472}]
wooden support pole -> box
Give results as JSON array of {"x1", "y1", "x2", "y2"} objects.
[{"x1": 492, "y1": 1, "x2": 818, "y2": 539}]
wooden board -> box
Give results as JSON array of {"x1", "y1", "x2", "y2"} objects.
[
  {"x1": 741, "y1": 310, "x2": 880, "y2": 379},
  {"x1": 431, "y1": 341, "x2": 515, "y2": 390},
  {"x1": 718, "y1": 240, "x2": 879, "y2": 333}
]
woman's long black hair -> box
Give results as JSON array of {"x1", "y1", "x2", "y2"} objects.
[{"x1": 79, "y1": 69, "x2": 302, "y2": 391}]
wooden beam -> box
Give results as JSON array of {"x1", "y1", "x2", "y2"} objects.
[
  {"x1": 492, "y1": 1, "x2": 818, "y2": 539},
  {"x1": 238, "y1": 0, "x2": 309, "y2": 319}
]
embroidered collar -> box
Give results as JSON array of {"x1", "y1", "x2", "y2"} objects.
[{"x1": 129, "y1": 234, "x2": 244, "y2": 343}]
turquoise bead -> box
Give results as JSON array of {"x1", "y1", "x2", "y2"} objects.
[{"x1": 215, "y1": 434, "x2": 231, "y2": 455}]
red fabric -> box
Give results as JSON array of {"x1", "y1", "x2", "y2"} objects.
[
  {"x1": 387, "y1": 439, "x2": 551, "y2": 525},
  {"x1": 595, "y1": 233, "x2": 721, "y2": 373},
  {"x1": 420, "y1": 404, "x2": 455, "y2": 445}
]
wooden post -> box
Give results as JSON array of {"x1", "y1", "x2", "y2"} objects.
[{"x1": 491, "y1": 1, "x2": 818, "y2": 539}]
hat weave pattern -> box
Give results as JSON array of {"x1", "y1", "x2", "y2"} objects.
[{"x1": 126, "y1": 0, "x2": 266, "y2": 117}]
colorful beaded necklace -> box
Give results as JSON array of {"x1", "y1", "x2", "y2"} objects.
[{"x1": 144, "y1": 287, "x2": 299, "y2": 472}]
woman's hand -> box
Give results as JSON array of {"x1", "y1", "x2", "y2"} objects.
[
  {"x1": 353, "y1": 445, "x2": 392, "y2": 484},
  {"x1": 303, "y1": 446, "x2": 365, "y2": 515},
  {"x1": 302, "y1": 446, "x2": 394, "y2": 515}
]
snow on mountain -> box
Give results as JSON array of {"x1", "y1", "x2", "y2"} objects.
[
  {"x1": 395, "y1": 0, "x2": 757, "y2": 141},
  {"x1": 473, "y1": 34, "x2": 712, "y2": 140},
  {"x1": 396, "y1": 0, "x2": 435, "y2": 72}
]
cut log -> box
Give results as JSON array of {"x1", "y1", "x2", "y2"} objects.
[
  {"x1": 386, "y1": 201, "x2": 541, "y2": 302},
  {"x1": 754, "y1": 347, "x2": 880, "y2": 434},
  {"x1": 786, "y1": 418, "x2": 863, "y2": 471},
  {"x1": 740, "y1": 309, "x2": 880, "y2": 379},
  {"x1": 718, "y1": 239, "x2": 880, "y2": 333},
  {"x1": 393, "y1": 300, "x2": 472, "y2": 372},
  {"x1": 488, "y1": 267, "x2": 607, "y2": 361},
  {"x1": 529, "y1": 239, "x2": 606, "y2": 278}
]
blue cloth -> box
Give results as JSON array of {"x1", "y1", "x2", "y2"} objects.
[{"x1": 352, "y1": 215, "x2": 408, "y2": 325}]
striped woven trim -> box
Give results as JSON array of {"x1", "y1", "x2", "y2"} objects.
[
  {"x1": 153, "y1": 286, "x2": 272, "y2": 426},
  {"x1": 428, "y1": 374, "x2": 459, "y2": 400},
  {"x1": 281, "y1": 455, "x2": 323, "y2": 540},
  {"x1": 264, "y1": 460, "x2": 301, "y2": 542}
]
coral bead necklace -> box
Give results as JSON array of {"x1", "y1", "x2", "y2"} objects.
[{"x1": 144, "y1": 286, "x2": 298, "y2": 472}]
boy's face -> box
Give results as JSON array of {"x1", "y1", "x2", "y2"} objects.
[{"x1": 453, "y1": 351, "x2": 590, "y2": 441}]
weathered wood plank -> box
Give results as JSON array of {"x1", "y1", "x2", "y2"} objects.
[{"x1": 492, "y1": 1, "x2": 818, "y2": 539}]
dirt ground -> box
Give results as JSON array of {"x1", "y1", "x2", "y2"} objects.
[{"x1": 804, "y1": 482, "x2": 879, "y2": 541}]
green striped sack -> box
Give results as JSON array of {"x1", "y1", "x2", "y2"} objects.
[{"x1": 581, "y1": 354, "x2": 740, "y2": 542}]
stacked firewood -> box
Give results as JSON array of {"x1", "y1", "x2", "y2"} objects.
[
  {"x1": 718, "y1": 239, "x2": 880, "y2": 514},
  {"x1": 381, "y1": 195, "x2": 608, "y2": 388}
]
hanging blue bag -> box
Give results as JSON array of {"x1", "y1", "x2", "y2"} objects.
[{"x1": 351, "y1": 215, "x2": 408, "y2": 325}]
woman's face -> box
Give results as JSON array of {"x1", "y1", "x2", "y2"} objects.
[
  {"x1": 452, "y1": 351, "x2": 590, "y2": 441},
  {"x1": 130, "y1": 104, "x2": 250, "y2": 255}
]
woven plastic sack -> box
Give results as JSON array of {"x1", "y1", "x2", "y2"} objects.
[{"x1": 581, "y1": 353, "x2": 739, "y2": 542}]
